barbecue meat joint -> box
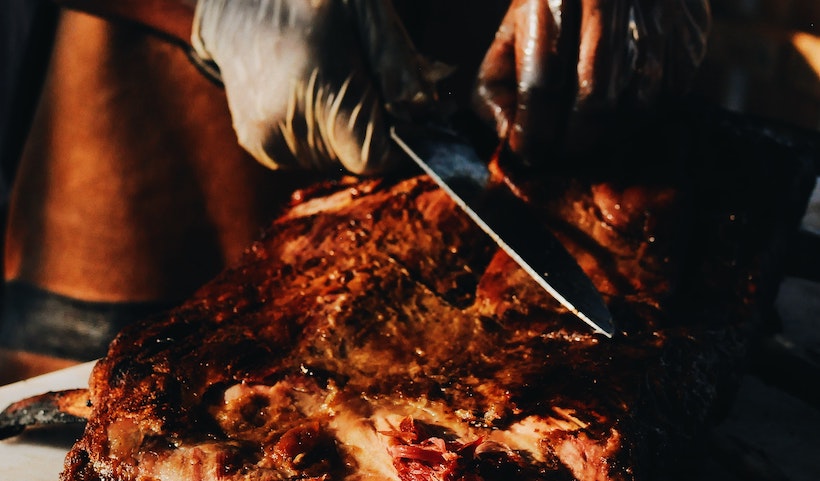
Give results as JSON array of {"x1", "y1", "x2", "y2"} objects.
[{"x1": 61, "y1": 108, "x2": 817, "y2": 481}]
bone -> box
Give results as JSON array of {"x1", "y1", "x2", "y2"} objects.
[{"x1": 0, "y1": 389, "x2": 91, "y2": 439}]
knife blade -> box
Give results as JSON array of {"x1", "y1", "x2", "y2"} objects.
[{"x1": 390, "y1": 123, "x2": 615, "y2": 338}]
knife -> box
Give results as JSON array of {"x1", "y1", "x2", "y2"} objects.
[{"x1": 390, "y1": 123, "x2": 615, "y2": 338}]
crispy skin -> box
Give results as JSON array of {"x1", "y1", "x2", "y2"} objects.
[{"x1": 61, "y1": 114, "x2": 816, "y2": 480}]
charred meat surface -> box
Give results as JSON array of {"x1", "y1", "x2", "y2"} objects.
[{"x1": 61, "y1": 112, "x2": 816, "y2": 481}]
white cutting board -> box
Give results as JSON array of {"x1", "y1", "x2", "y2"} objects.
[{"x1": 0, "y1": 362, "x2": 95, "y2": 481}]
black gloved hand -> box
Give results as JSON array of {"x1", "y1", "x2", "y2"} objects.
[{"x1": 473, "y1": 0, "x2": 711, "y2": 163}]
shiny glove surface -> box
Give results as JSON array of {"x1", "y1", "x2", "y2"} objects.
[
  {"x1": 473, "y1": 0, "x2": 711, "y2": 163},
  {"x1": 192, "y1": 0, "x2": 437, "y2": 174}
]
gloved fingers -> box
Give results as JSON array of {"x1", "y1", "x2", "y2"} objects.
[
  {"x1": 474, "y1": 0, "x2": 564, "y2": 164},
  {"x1": 508, "y1": 0, "x2": 564, "y2": 164},
  {"x1": 324, "y1": 72, "x2": 395, "y2": 175},
  {"x1": 566, "y1": 0, "x2": 635, "y2": 151},
  {"x1": 350, "y1": 0, "x2": 440, "y2": 118},
  {"x1": 474, "y1": 0, "x2": 712, "y2": 165},
  {"x1": 575, "y1": 0, "x2": 712, "y2": 116},
  {"x1": 316, "y1": 0, "x2": 443, "y2": 174},
  {"x1": 661, "y1": 0, "x2": 711, "y2": 94},
  {"x1": 473, "y1": 3, "x2": 519, "y2": 142},
  {"x1": 193, "y1": 0, "x2": 331, "y2": 170},
  {"x1": 276, "y1": 67, "x2": 394, "y2": 175},
  {"x1": 314, "y1": 0, "x2": 440, "y2": 174},
  {"x1": 570, "y1": 0, "x2": 710, "y2": 149},
  {"x1": 626, "y1": 4, "x2": 666, "y2": 105},
  {"x1": 574, "y1": 0, "x2": 633, "y2": 114},
  {"x1": 193, "y1": 0, "x2": 433, "y2": 175}
]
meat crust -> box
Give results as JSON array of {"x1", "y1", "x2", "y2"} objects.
[{"x1": 61, "y1": 109, "x2": 817, "y2": 481}]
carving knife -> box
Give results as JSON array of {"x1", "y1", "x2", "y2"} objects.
[{"x1": 390, "y1": 123, "x2": 615, "y2": 338}]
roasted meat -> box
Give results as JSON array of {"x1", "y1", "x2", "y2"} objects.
[{"x1": 60, "y1": 109, "x2": 816, "y2": 481}]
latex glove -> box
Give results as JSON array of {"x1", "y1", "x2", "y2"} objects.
[
  {"x1": 473, "y1": 0, "x2": 711, "y2": 163},
  {"x1": 191, "y1": 0, "x2": 437, "y2": 175}
]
